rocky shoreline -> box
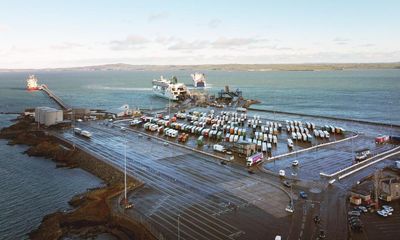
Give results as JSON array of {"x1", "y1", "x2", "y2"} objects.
[{"x1": 0, "y1": 116, "x2": 155, "y2": 240}]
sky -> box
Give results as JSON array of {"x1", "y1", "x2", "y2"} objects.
[{"x1": 0, "y1": 0, "x2": 399, "y2": 68}]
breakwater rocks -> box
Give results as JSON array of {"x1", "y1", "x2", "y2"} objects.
[
  {"x1": 1, "y1": 117, "x2": 154, "y2": 240},
  {"x1": 29, "y1": 183, "x2": 155, "y2": 240}
]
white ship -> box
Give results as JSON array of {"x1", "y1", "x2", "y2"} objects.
[
  {"x1": 191, "y1": 73, "x2": 207, "y2": 88},
  {"x1": 152, "y1": 76, "x2": 190, "y2": 101},
  {"x1": 26, "y1": 75, "x2": 40, "y2": 90}
]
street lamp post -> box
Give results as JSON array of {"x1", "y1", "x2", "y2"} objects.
[
  {"x1": 178, "y1": 214, "x2": 181, "y2": 240},
  {"x1": 124, "y1": 133, "x2": 127, "y2": 205}
]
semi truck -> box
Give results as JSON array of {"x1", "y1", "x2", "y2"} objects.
[{"x1": 246, "y1": 152, "x2": 264, "y2": 167}]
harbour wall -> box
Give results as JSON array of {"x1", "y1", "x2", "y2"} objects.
[{"x1": 248, "y1": 107, "x2": 400, "y2": 128}]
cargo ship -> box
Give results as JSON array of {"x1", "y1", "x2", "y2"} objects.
[
  {"x1": 152, "y1": 76, "x2": 190, "y2": 101},
  {"x1": 26, "y1": 75, "x2": 40, "y2": 90},
  {"x1": 191, "y1": 72, "x2": 207, "y2": 88}
]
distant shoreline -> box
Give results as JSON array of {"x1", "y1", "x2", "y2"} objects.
[{"x1": 0, "y1": 62, "x2": 399, "y2": 72}]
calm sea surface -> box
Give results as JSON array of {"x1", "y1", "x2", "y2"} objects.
[
  {"x1": 0, "y1": 69, "x2": 399, "y2": 124},
  {"x1": 0, "y1": 69, "x2": 399, "y2": 239},
  {"x1": 0, "y1": 114, "x2": 102, "y2": 239}
]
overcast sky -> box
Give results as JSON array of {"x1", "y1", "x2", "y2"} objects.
[{"x1": 1, "y1": 0, "x2": 399, "y2": 68}]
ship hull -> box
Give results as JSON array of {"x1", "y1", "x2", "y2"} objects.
[
  {"x1": 152, "y1": 89, "x2": 178, "y2": 101},
  {"x1": 27, "y1": 87, "x2": 40, "y2": 91},
  {"x1": 194, "y1": 81, "x2": 206, "y2": 88}
]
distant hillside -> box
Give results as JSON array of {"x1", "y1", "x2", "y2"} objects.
[{"x1": 1, "y1": 62, "x2": 400, "y2": 72}]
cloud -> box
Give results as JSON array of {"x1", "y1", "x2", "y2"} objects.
[
  {"x1": 168, "y1": 40, "x2": 209, "y2": 50},
  {"x1": 359, "y1": 43, "x2": 376, "y2": 47},
  {"x1": 211, "y1": 37, "x2": 265, "y2": 49},
  {"x1": 51, "y1": 42, "x2": 84, "y2": 50},
  {"x1": 208, "y1": 19, "x2": 221, "y2": 29},
  {"x1": 333, "y1": 37, "x2": 350, "y2": 45},
  {"x1": 148, "y1": 12, "x2": 169, "y2": 22},
  {"x1": 333, "y1": 37, "x2": 350, "y2": 42},
  {"x1": 162, "y1": 36, "x2": 273, "y2": 51},
  {"x1": 109, "y1": 35, "x2": 150, "y2": 50}
]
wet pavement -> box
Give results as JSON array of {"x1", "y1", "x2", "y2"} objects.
[
  {"x1": 56, "y1": 107, "x2": 400, "y2": 240},
  {"x1": 60, "y1": 122, "x2": 292, "y2": 240}
]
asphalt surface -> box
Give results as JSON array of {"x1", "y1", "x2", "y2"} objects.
[
  {"x1": 61, "y1": 122, "x2": 293, "y2": 240},
  {"x1": 58, "y1": 107, "x2": 400, "y2": 240}
]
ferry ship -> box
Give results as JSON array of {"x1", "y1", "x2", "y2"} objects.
[
  {"x1": 191, "y1": 73, "x2": 207, "y2": 88},
  {"x1": 152, "y1": 76, "x2": 190, "y2": 101},
  {"x1": 26, "y1": 75, "x2": 40, "y2": 90}
]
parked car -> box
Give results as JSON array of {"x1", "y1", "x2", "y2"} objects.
[
  {"x1": 382, "y1": 209, "x2": 392, "y2": 216},
  {"x1": 355, "y1": 206, "x2": 368, "y2": 213},
  {"x1": 317, "y1": 230, "x2": 326, "y2": 239},
  {"x1": 377, "y1": 210, "x2": 388, "y2": 217},
  {"x1": 314, "y1": 215, "x2": 321, "y2": 224},
  {"x1": 292, "y1": 160, "x2": 299, "y2": 167},
  {"x1": 299, "y1": 191, "x2": 308, "y2": 199},
  {"x1": 283, "y1": 180, "x2": 292, "y2": 188},
  {"x1": 348, "y1": 211, "x2": 361, "y2": 216},
  {"x1": 382, "y1": 205, "x2": 394, "y2": 212},
  {"x1": 285, "y1": 205, "x2": 294, "y2": 213}
]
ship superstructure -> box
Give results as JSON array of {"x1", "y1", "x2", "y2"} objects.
[
  {"x1": 26, "y1": 75, "x2": 40, "y2": 90},
  {"x1": 152, "y1": 76, "x2": 190, "y2": 101}
]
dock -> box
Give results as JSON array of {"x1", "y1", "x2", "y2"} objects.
[{"x1": 40, "y1": 84, "x2": 70, "y2": 110}]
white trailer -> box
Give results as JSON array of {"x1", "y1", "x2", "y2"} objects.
[
  {"x1": 296, "y1": 132, "x2": 302, "y2": 140},
  {"x1": 292, "y1": 132, "x2": 297, "y2": 140},
  {"x1": 213, "y1": 144, "x2": 226, "y2": 152},
  {"x1": 319, "y1": 130, "x2": 325, "y2": 138},
  {"x1": 74, "y1": 128, "x2": 82, "y2": 134},
  {"x1": 323, "y1": 131, "x2": 330, "y2": 138},
  {"x1": 262, "y1": 142, "x2": 267, "y2": 152},
  {"x1": 302, "y1": 133, "x2": 307, "y2": 141},
  {"x1": 287, "y1": 139, "x2": 294, "y2": 148},
  {"x1": 80, "y1": 130, "x2": 92, "y2": 138},
  {"x1": 314, "y1": 129, "x2": 319, "y2": 137},
  {"x1": 272, "y1": 135, "x2": 278, "y2": 144}
]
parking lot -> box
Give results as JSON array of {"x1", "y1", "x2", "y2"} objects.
[
  {"x1": 351, "y1": 201, "x2": 400, "y2": 240},
  {"x1": 113, "y1": 107, "x2": 350, "y2": 168},
  {"x1": 263, "y1": 135, "x2": 398, "y2": 180}
]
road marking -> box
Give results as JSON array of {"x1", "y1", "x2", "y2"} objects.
[
  {"x1": 320, "y1": 146, "x2": 400, "y2": 178},
  {"x1": 338, "y1": 149, "x2": 400, "y2": 179}
]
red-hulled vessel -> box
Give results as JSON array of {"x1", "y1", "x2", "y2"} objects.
[{"x1": 26, "y1": 75, "x2": 39, "y2": 90}]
